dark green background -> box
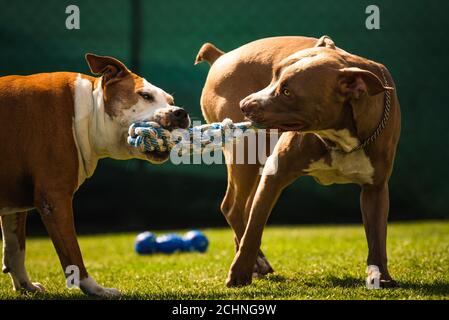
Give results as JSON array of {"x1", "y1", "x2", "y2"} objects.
[{"x1": 0, "y1": 0, "x2": 447, "y2": 232}]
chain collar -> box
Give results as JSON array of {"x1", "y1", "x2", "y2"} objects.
[{"x1": 327, "y1": 65, "x2": 392, "y2": 154}]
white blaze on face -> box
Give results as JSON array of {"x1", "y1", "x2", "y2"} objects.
[{"x1": 119, "y1": 78, "x2": 173, "y2": 126}]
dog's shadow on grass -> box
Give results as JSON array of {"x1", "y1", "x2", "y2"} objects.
[
  {"x1": 9, "y1": 275, "x2": 448, "y2": 300},
  {"x1": 324, "y1": 275, "x2": 449, "y2": 297},
  {"x1": 399, "y1": 280, "x2": 449, "y2": 297},
  {"x1": 264, "y1": 274, "x2": 287, "y2": 283},
  {"x1": 325, "y1": 275, "x2": 361, "y2": 288}
]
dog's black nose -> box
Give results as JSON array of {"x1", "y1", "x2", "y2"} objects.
[
  {"x1": 169, "y1": 107, "x2": 190, "y2": 129},
  {"x1": 173, "y1": 108, "x2": 188, "y2": 120}
]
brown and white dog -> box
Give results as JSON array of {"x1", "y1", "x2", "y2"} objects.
[
  {"x1": 196, "y1": 36, "x2": 401, "y2": 288},
  {"x1": 0, "y1": 54, "x2": 190, "y2": 297}
]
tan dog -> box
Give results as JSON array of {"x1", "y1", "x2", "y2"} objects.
[
  {"x1": 196, "y1": 36, "x2": 400, "y2": 288},
  {"x1": 0, "y1": 54, "x2": 189, "y2": 297}
]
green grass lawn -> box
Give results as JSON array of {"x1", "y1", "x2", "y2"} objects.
[{"x1": 0, "y1": 221, "x2": 448, "y2": 300}]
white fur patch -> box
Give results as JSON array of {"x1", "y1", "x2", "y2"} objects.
[
  {"x1": 366, "y1": 265, "x2": 381, "y2": 289},
  {"x1": 1, "y1": 214, "x2": 43, "y2": 292},
  {"x1": 316, "y1": 129, "x2": 360, "y2": 152},
  {"x1": 90, "y1": 78, "x2": 124, "y2": 159},
  {"x1": 304, "y1": 129, "x2": 374, "y2": 185},
  {"x1": 72, "y1": 73, "x2": 182, "y2": 181},
  {"x1": 73, "y1": 74, "x2": 96, "y2": 186},
  {"x1": 120, "y1": 78, "x2": 167, "y2": 123},
  {"x1": 304, "y1": 150, "x2": 374, "y2": 185}
]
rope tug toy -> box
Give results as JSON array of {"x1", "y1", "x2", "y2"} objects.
[{"x1": 127, "y1": 118, "x2": 255, "y2": 155}]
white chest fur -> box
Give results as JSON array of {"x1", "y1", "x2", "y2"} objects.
[
  {"x1": 73, "y1": 74, "x2": 97, "y2": 188},
  {"x1": 303, "y1": 129, "x2": 375, "y2": 186}
]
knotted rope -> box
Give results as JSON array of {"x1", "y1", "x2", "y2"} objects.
[{"x1": 127, "y1": 118, "x2": 255, "y2": 155}]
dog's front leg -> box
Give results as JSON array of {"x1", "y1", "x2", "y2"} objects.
[
  {"x1": 360, "y1": 183, "x2": 398, "y2": 288},
  {"x1": 226, "y1": 133, "x2": 305, "y2": 287},
  {"x1": 226, "y1": 173, "x2": 285, "y2": 287},
  {"x1": 35, "y1": 192, "x2": 121, "y2": 298}
]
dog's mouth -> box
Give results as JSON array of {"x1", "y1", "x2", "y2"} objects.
[
  {"x1": 145, "y1": 150, "x2": 170, "y2": 164},
  {"x1": 129, "y1": 108, "x2": 190, "y2": 164},
  {"x1": 273, "y1": 122, "x2": 305, "y2": 132},
  {"x1": 142, "y1": 116, "x2": 187, "y2": 164},
  {"x1": 244, "y1": 111, "x2": 306, "y2": 132},
  {"x1": 250, "y1": 119, "x2": 306, "y2": 132},
  {"x1": 126, "y1": 120, "x2": 173, "y2": 164}
]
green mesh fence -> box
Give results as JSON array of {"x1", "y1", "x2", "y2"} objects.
[{"x1": 0, "y1": 0, "x2": 447, "y2": 230}]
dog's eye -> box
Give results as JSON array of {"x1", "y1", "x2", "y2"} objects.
[
  {"x1": 282, "y1": 88, "x2": 291, "y2": 96},
  {"x1": 138, "y1": 92, "x2": 154, "y2": 101}
]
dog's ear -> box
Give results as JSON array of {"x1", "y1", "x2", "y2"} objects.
[
  {"x1": 338, "y1": 67, "x2": 394, "y2": 99},
  {"x1": 315, "y1": 35, "x2": 336, "y2": 49},
  {"x1": 85, "y1": 53, "x2": 130, "y2": 85}
]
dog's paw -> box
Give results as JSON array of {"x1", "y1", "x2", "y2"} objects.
[
  {"x1": 14, "y1": 282, "x2": 46, "y2": 294},
  {"x1": 91, "y1": 287, "x2": 121, "y2": 299},
  {"x1": 80, "y1": 276, "x2": 121, "y2": 299},
  {"x1": 366, "y1": 265, "x2": 381, "y2": 289},
  {"x1": 366, "y1": 265, "x2": 399, "y2": 289},
  {"x1": 226, "y1": 251, "x2": 258, "y2": 287},
  {"x1": 28, "y1": 282, "x2": 46, "y2": 293},
  {"x1": 226, "y1": 271, "x2": 252, "y2": 288},
  {"x1": 252, "y1": 255, "x2": 274, "y2": 279},
  {"x1": 226, "y1": 262, "x2": 253, "y2": 287}
]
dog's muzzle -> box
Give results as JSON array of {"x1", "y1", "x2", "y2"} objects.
[{"x1": 153, "y1": 106, "x2": 190, "y2": 131}]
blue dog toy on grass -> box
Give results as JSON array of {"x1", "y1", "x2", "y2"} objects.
[
  {"x1": 135, "y1": 230, "x2": 209, "y2": 254},
  {"x1": 127, "y1": 118, "x2": 255, "y2": 155}
]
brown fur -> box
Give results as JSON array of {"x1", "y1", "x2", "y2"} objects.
[
  {"x1": 0, "y1": 72, "x2": 81, "y2": 209},
  {"x1": 197, "y1": 36, "x2": 401, "y2": 288},
  {"x1": 0, "y1": 54, "x2": 189, "y2": 296},
  {"x1": 195, "y1": 43, "x2": 225, "y2": 66}
]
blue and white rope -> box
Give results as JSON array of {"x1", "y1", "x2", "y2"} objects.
[{"x1": 127, "y1": 118, "x2": 254, "y2": 155}]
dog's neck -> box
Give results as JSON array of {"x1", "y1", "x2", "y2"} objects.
[
  {"x1": 314, "y1": 99, "x2": 361, "y2": 152},
  {"x1": 316, "y1": 92, "x2": 386, "y2": 154},
  {"x1": 339, "y1": 60, "x2": 388, "y2": 153},
  {"x1": 72, "y1": 75, "x2": 125, "y2": 187}
]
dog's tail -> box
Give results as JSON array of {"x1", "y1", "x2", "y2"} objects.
[{"x1": 194, "y1": 43, "x2": 225, "y2": 66}]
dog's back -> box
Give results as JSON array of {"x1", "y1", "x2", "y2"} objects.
[{"x1": 196, "y1": 36, "x2": 318, "y2": 123}]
